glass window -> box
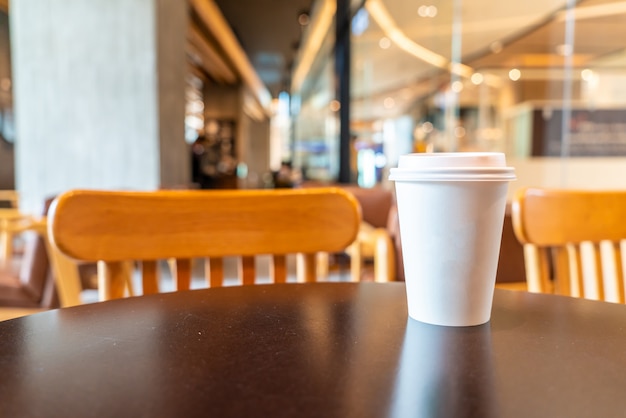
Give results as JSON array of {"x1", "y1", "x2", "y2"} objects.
[
  {"x1": 294, "y1": 0, "x2": 626, "y2": 190},
  {"x1": 291, "y1": 1, "x2": 337, "y2": 182}
]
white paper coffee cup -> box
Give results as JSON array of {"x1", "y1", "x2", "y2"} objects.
[{"x1": 389, "y1": 152, "x2": 516, "y2": 326}]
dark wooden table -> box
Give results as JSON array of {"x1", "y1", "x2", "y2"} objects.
[{"x1": 1, "y1": 282, "x2": 626, "y2": 418}]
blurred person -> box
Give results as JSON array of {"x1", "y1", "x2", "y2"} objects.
[
  {"x1": 274, "y1": 161, "x2": 296, "y2": 188},
  {"x1": 190, "y1": 129, "x2": 217, "y2": 189}
]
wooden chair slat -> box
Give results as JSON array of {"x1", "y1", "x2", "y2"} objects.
[
  {"x1": 240, "y1": 256, "x2": 255, "y2": 285},
  {"x1": 142, "y1": 260, "x2": 159, "y2": 295},
  {"x1": 579, "y1": 242, "x2": 602, "y2": 300},
  {"x1": 621, "y1": 240, "x2": 626, "y2": 301},
  {"x1": 599, "y1": 241, "x2": 623, "y2": 303},
  {"x1": 552, "y1": 247, "x2": 571, "y2": 296},
  {"x1": 372, "y1": 228, "x2": 396, "y2": 283},
  {"x1": 316, "y1": 252, "x2": 329, "y2": 281},
  {"x1": 271, "y1": 255, "x2": 287, "y2": 283},
  {"x1": 208, "y1": 257, "x2": 224, "y2": 288},
  {"x1": 174, "y1": 258, "x2": 192, "y2": 291},
  {"x1": 565, "y1": 244, "x2": 583, "y2": 298},
  {"x1": 349, "y1": 241, "x2": 362, "y2": 283},
  {"x1": 98, "y1": 261, "x2": 128, "y2": 301},
  {"x1": 523, "y1": 244, "x2": 549, "y2": 293},
  {"x1": 297, "y1": 253, "x2": 317, "y2": 283}
]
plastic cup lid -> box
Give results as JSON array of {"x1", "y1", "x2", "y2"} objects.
[{"x1": 389, "y1": 152, "x2": 516, "y2": 182}]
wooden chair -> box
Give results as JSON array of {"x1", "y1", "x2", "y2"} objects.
[
  {"x1": 0, "y1": 217, "x2": 52, "y2": 320},
  {"x1": 511, "y1": 187, "x2": 626, "y2": 303},
  {"x1": 0, "y1": 209, "x2": 31, "y2": 268},
  {"x1": 340, "y1": 186, "x2": 395, "y2": 282},
  {"x1": 0, "y1": 201, "x2": 96, "y2": 319},
  {"x1": 347, "y1": 222, "x2": 395, "y2": 283},
  {"x1": 47, "y1": 188, "x2": 362, "y2": 301},
  {"x1": 0, "y1": 190, "x2": 18, "y2": 209}
]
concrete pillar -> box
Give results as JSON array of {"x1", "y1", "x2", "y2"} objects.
[
  {"x1": 10, "y1": 0, "x2": 188, "y2": 212},
  {"x1": 242, "y1": 117, "x2": 270, "y2": 185}
]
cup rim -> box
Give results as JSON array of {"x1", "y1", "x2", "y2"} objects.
[
  {"x1": 391, "y1": 166, "x2": 513, "y2": 173},
  {"x1": 397, "y1": 152, "x2": 508, "y2": 170},
  {"x1": 389, "y1": 166, "x2": 516, "y2": 182}
]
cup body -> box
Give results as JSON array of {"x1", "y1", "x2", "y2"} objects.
[{"x1": 389, "y1": 153, "x2": 515, "y2": 326}]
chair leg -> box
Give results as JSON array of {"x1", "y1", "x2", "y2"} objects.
[
  {"x1": 316, "y1": 252, "x2": 329, "y2": 281},
  {"x1": 98, "y1": 261, "x2": 129, "y2": 301},
  {"x1": 349, "y1": 241, "x2": 362, "y2": 282},
  {"x1": 372, "y1": 228, "x2": 395, "y2": 282},
  {"x1": 46, "y1": 241, "x2": 83, "y2": 307},
  {"x1": 296, "y1": 253, "x2": 317, "y2": 282}
]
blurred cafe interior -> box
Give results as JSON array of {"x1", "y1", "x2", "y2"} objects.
[
  {"x1": 3, "y1": 0, "x2": 626, "y2": 208},
  {"x1": 2, "y1": 0, "x2": 626, "y2": 301},
  {"x1": 4, "y1": 2, "x2": 626, "y2": 413}
]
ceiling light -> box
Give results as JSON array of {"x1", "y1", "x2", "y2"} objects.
[
  {"x1": 298, "y1": 11, "x2": 310, "y2": 26},
  {"x1": 379, "y1": 37, "x2": 392, "y2": 49},
  {"x1": 383, "y1": 97, "x2": 395, "y2": 108},
  {"x1": 366, "y1": 0, "x2": 473, "y2": 78},
  {"x1": 509, "y1": 69, "x2": 521, "y2": 81},
  {"x1": 471, "y1": 73, "x2": 484, "y2": 85},
  {"x1": 418, "y1": 5, "x2": 437, "y2": 17},
  {"x1": 581, "y1": 69, "x2": 594, "y2": 81},
  {"x1": 451, "y1": 80, "x2": 464, "y2": 93},
  {"x1": 368, "y1": 0, "x2": 446, "y2": 68}
]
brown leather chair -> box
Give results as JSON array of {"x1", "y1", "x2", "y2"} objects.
[
  {"x1": 338, "y1": 185, "x2": 393, "y2": 229},
  {"x1": 0, "y1": 228, "x2": 59, "y2": 308},
  {"x1": 0, "y1": 196, "x2": 58, "y2": 309}
]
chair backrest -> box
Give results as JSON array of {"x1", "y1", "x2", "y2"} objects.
[
  {"x1": 511, "y1": 187, "x2": 626, "y2": 302},
  {"x1": 48, "y1": 188, "x2": 361, "y2": 300}
]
